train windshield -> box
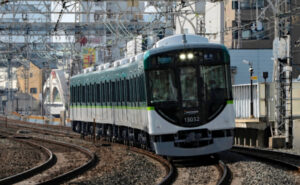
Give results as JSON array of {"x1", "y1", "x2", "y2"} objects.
[
  {"x1": 145, "y1": 48, "x2": 232, "y2": 127},
  {"x1": 148, "y1": 69, "x2": 178, "y2": 103}
]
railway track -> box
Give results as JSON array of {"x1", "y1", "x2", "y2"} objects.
[
  {"x1": 1, "y1": 119, "x2": 175, "y2": 184},
  {"x1": 0, "y1": 133, "x2": 54, "y2": 185},
  {"x1": 172, "y1": 155, "x2": 231, "y2": 185},
  {"x1": 0, "y1": 116, "x2": 78, "y2": 138},
  {"x1": 217, "y1": 160, "x2": 231, "y2": 185},
  {"x1": 1, "y1": 116, "x2": 232, "y2": 184},
  {"x1": 232, "y1": 146, "x2": 300, "y2": 171},
  {"x1": 0, "y1": 130, "x2": 96, "y2": 185}
]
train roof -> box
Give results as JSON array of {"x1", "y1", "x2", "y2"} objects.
[{"x1": 145, "y1": 34, "x2": 228, "y2": 59}]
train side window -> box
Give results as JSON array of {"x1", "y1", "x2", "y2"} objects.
[
  {"x1": 72, "y1": 87, "x2": 75, "y2": 103},
  {"x1": 126, "y1": 79, "x2": 130, "y2": 103},
  {"x1": 118, "y1": 80, "x2": 122, "y2": 103},
  {"x1": 79, "y1": 86, "x2": 81, "y2": 103},
  {"x1": 92, "y1": 84, "x2": 94, "y2": 103},
  {"x1": 136, "y1": 77, "x2": 140, "y2": 102},
  {"x1": 118, "y1": 80, "x2": 122, "y2": 102},
  {"x1": 73, "y1": 86, "x2": 76, "y2": 103},
  {"x1": 116, "y1": 81, "x2": 119, "y2": 103},
  {"x1": 106, "y1": 82, "x2": 110, "y2": 103},
  {"x1": 101, "y1": 82, "x2": 104, "y2": 103},
  {"x1": 122, "y1": 79, "x2": 125, "y2": 103},
  {"x1": 70, "y1": 87, "x2": 73, "y2": 103},
  {"x1": 142, "y1": 76, "x2": 146, "y2": 101},
  {"x1": 135, "y1": 77, "x2": 138, "y2": 102},
  {"x1": 130, "y1": 78, "x2": 134, "y2": 102},
  {"x1": 130, "y1": 78, "x2": 135, "y2": 102},
  {"x1": 89, "y1": 85, "x2": 92, "y2": 103},
  {"x1": 92, "y1": 84, "x2": 95, "y2": 103},
  {"x1": 111, "y1": 82, "x2": 116, "y2": 102},
  {"x1": 102, "y1": 83, "x2": 104, "y2": 103},
  {"x1": 87, "y1": 85, "x2": 90, "y2": 103},
  {"x1": 104, "y1": 82, "x2": 107, "y2": 103},
  {"x1": 78, "y1": 86, "x2": 80, "y2": 103},
  {"x1": 118, "y1": 80, "x2": 121, "y2": 103},
  {"x1": 120, "y1": 79, "x2": 124, "y2": 102},
  {"x1": 82, "y1": 85, "x2": 85, "y2": 103},
  {"x1": 88, "y1": 85, "x2": 90, "y2": 103},
  {"x1": 97, "y1": 84, "x2": 100, "y2": 103},
  {"x1": 76, "y1": 86, "x2": 78, "y2": 103}
]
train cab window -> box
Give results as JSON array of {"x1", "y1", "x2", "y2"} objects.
[
  {"x1": 179, "y1": 67, "x2": 198, "y2": 108},
  {"x1": 148, "y1": 69, "x2": 177, "y2": 103},
  {"x1": 200, "y1": 65, "x2": 227, "y2": 115}
]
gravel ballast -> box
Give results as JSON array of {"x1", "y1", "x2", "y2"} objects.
[
  {"x1": 220, "y1": 151, "x2": 298, "y2": 185},
  {"x1": 0, "y1": 138, "x2": 45, "y2": 179},
  {"x1": 66, "y1": 144, "x2": 164, "y2": 185}
]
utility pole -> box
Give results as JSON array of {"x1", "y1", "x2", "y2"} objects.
[
  {"x1": 237, "y1": 0, "x2": 241, "y2": 49},
  {"x1": 269, "y1": 0, "x2": 293, "y2": 147}
]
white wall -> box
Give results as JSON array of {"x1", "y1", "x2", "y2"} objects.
[{"x1": 205, "y1": 2, "x2": 224, "y2": 44}]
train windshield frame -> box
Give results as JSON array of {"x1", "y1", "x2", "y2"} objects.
[{"x1": 145, "y1": 48, "x2": 232, "y2": 127}]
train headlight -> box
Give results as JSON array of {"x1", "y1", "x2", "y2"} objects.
[
  {"x1": 179, "y1": 53, "x2": 186, "y2": 60},
  {"x1": 187, "y1": 53, "x2": 194, "y2": 60}
]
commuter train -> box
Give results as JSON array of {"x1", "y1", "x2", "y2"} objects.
[{"x1": 70, "y1": 34, "x2": 235, "y2": 157}]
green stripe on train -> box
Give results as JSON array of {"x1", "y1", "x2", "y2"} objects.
[{"x1": 227, "y1": 100, "x2": 233, "y2": 104}]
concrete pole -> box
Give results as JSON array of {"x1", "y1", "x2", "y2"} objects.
[{"x1": 273, "y1": 0, "x2": 280, "y2": 136}]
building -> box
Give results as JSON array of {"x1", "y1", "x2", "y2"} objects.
[
  {"x1": 16, "y1": 56, "x2": 56, "y2": 101},
  {"x1": 224, "y1": 0, "x2": 273, "y2": 49},
  {"x1": 0, "y1": 67, "x2": 17, "y2": 90},
  {"x1": 79, "y1": 1, "x2": 146, "y2": 64},
  {"x1": 224, "y1": 0, "x2": 300, "y2": 78}
]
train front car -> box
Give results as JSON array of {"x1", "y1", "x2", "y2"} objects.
[{"x1": 145, "y1": 35, "x2": 235, "y2": 157}]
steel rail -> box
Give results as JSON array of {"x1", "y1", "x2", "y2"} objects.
[
  {"x1": 232, "y1": 146, "x2": 300, "y2": 171},
  {"x1": 0, "y1": 135, "x2": 55, "y2": 185},
  {"x1": 217, "y1": 160, "x2": 232, "y2": 185},
  {"x1": 0, "y1": 129, "x2": 96, "y2": 185},
  {"x1": 124, "y1": 146, "x2": 175, "y2": 185},
  {"x1": 28, "y1": 137, "x2": 97, "y2": 185}
]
